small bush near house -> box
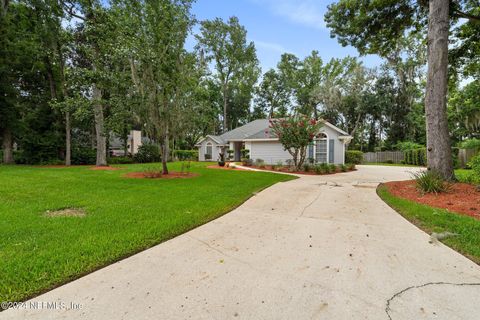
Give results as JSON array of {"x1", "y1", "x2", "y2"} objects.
[
  {"x1": 327, "y1": 164, "x2": 336, "y2": 173},
  {"x1": 254, "y1": 158, "x2": 266, "y2": 168},
  {"x1": 345, "y1": 150, "x2": 363, "y2": 164},
  {"x1": 412, "y1": 170, "x2": 451, "y2": 194},
  {"x1": 134, "y1": 144, "x2": 161, "y2": 163},
  {"x1": 109, "y1": 156, "x2": 134, "y2": 164},
  {"x1": 347, "y1": 163, "x2": 356, "y2": 171},
  {"x1": 303, "y1": 163, "x2": 311, "y2": 172},
  {"x1": 226, "y1": 149, "x2": 234, "y2": 160},
  {"x1": 340, "y1": 164, "x2": 347, "y2": 172},
  {"x1": 174, "y1": 150, "x2": 198, "y2": 161}
]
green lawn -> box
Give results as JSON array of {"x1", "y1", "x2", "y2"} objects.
[
  {"x1": 456, "y1": 169, "x2": 480, "y2": 184},
  {"x1": 377, "y1": 185, "x2": 480, "y2": 265},
  {"x1": 0, "y1": 163, "x2": 294, "y2": 302}
]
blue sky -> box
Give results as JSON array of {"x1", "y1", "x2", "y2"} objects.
[{"x1": 186, "y1": 0, "x2": 383, "y2": 73}]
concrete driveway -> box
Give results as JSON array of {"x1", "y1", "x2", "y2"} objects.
[{"x1": 2, "y1": 165, "x2": 480, "y2": 320}]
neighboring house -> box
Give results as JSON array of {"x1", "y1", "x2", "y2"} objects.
[
  {"x1": 109, "y1": 130, "x2": 143, "y2": 156},
  {"x1": 196, "y1": 119, "x2": 352, "y2": 164}
]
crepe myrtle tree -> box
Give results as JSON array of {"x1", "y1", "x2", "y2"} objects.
[{"x1": 269, "y1": 116, "x2": 322, "y2": 170}]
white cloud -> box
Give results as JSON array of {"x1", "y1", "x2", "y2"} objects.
[
  {"x1": 253, "y1": 40, "x2": 288, "y2": 53},
  {"x1": 252, "y1": 0, "x2": 326, "y2": 30}
]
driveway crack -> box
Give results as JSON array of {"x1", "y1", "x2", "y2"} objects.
[
  {"x1": 300, "y1": 191, "x2": 323, "y2": 217},
  {"x1": 385, "y1": 282, "x2": 480, "y2": 319}
]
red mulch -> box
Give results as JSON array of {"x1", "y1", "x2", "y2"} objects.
[
  {"x1": 250, "y1": 165, "x2": 355, "y2": 176},
  {"x1": 124, "y1": 171, "x2": 198, "y2": 179},
  {"x1": 90, "y1": 166, "x2": 122, "y2": 171},
  {"x1": 384, "y1": 180, "x2": 480, "y2": 220}
]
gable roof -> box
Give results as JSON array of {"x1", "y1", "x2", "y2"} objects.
[
  {"x1": 196, "y1": 118, "x2": 351, "y2": 145},
  {"x1": 219, "y1": 119, "x2": 271, "y2": 142}
]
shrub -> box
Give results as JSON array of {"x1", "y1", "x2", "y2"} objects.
[
  {"x1": 241, "y1": 149, "x2": 250, "y2": 159},
  {"x1": 469, "y1": 154, "x2": 480, "y2": 178},
  {"x1": 142, "y1": 167, "x2": 162, "y2": 178},
  {"x1": 254, "y1": 158, "x2": 265, "y2": 168},
  {"x1": 226, "y1": 149, "x2": 234, "y2": 160},
  {"x1": 134, "y1": 144, "x2": 161, "y2": 163},
  {"x1": 72, "y1": 147, "x2": 96, "y2": 165},
  {"x1": 303, "y1": 163, "x2": 311, "y2": 172},
  {"x1": 180, "y1": 161, "x2": 191, "y2": 174},
  {"x1": 384, "y1": 159, "x2": 394, "y2": 164},
  {"x1": 345, "y1": 150, "x2": 363, "y2": 164},
  {"x1": 328, "y1": 164, "x2": 337, "y2": 173},
  {"x1": 314, "y1": 163, "x2": 329, "y2": 174},
  {"x1": 347, "y1": 163, "x2": 356, "y2": 171},
  {"x1": 412, "y1": 170, "x2": 451, "y2": 194},
  {"x1": 459, "y1": 138, "x2": 480, "y2": 149},
  {"x1": 109, "y1": 156, "x2": 134, "y2": 164},
  {"x1": 404, "y1": 148, "x2": 427, "y2": 166},
  {"x1": 340, "y1": 164, "x2": 347, "y2": 172},
  {"x1": 173, "y1": 150, "x2": 198, "y2": 161}
]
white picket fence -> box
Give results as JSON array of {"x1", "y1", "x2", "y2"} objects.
[{"x1": 363, "y1": 151, "x2": 404, "y2": 164}]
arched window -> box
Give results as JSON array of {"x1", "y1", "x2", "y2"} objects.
[
  {"x1": 315, "y1": 133, "x2": 328, "y2": 163},
  {"x1": 205, "y1": 142, "x2": 213, "y2": 160}
]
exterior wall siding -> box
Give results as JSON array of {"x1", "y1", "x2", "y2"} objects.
[
  {"x1": 249, "y1": 141, "x2": 293, "y2": 165},
  {"x1": 198, "y1": 137, "x2": 221, "y2": 162},
  {"x1": 319, "y1": 126, "x2": 345, "y2": 164}
]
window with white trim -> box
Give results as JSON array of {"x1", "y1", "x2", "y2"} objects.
[
  {"x1": 315, "y1": 133, "x2": 328, "y2": 163},
  {"x1": 205, "y1": 142, "x2": 213, "y2": 160}
]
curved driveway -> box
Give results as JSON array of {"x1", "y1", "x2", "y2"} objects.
[{"x1": 2, "y1": 165, "x2": 480, "y2": 320}]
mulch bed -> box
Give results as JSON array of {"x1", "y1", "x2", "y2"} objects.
[
  {"x1": 124, "y1": 171, "x2": 198, "y2": 179},
  {"x1": 384, "y1": 180, "x2": 480, "y2": 220}
]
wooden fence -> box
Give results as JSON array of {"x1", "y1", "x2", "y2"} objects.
[
  {"x1": 458, "y1": 148, "x2": 479, "y2": 168},
  {"x1": 363, "y1": 151, "x2": 404, "y2": 164}
]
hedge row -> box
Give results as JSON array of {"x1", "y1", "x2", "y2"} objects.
[
  {"x1": 404, "y1": 148, "x2": 427, "y2": 166},
  {"x1": 173, "y1": 150, "x2": 198, "y2": 161}
]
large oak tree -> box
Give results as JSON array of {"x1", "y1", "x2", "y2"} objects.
[{"x1": 325, "y1": 0, "x2": 480, "y2": 179}]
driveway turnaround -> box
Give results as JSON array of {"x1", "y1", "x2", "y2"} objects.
[{"x1": 2, "y1": 165, "x2": 480, "y2": 320}]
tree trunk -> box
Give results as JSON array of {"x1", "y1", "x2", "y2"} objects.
[
  {"x1": 65, "y1": 111, "x2": 71, "y2": 166},
  {"x1": 161, "y1": 132, "x2": 169, "y2": 175},
  {"x1": 425, "y1": 0, "x2": 454, "y2": 180},
  {"x1": 2, "y1": 128, "x2": 14, "y2": 164},
  {"x1": 93, "y1": 84, "x2": 107, "y2": 166},
  {"x1": 222, "y1": 84, "x2": 228, "y2": 133}
]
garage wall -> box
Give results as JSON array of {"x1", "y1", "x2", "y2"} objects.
[{"x1": 249, "y1": 141, "x2": 293, "y2": 165}]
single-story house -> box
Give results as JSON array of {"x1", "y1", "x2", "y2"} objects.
[
  {"x1": 109, "y1": 130, "x2": 144, "y2": 156},
  {"x1": 196, "y1": 119, "x2": 352, "y2": 165}
]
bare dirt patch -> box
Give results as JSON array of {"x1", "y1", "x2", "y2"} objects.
[
  {"x1": 124, "y1": 171, "x2": 198, "y2": 179},
  {"x1": 384, "y1": 180, "x2": 480, "y2": 220},
  {"x1": 44, "y1": 208, "x2": 87, "y2": 217},
  {"x1": 89, "y1": 166, "x2": 122, "y2": 171}
]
